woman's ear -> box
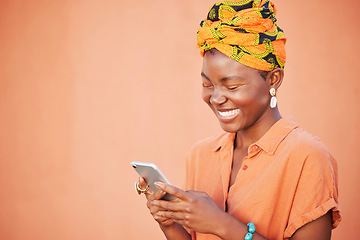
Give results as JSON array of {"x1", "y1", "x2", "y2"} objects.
[{"x1": 267, "y1": 68, "x2": 284, "y2": 90}]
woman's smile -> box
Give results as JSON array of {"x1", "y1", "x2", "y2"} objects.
[{"x1": 217, "y1": 108, "x2": 240, "y2": 122}]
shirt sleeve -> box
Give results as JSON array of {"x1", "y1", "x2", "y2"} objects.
[
  {"x1": 182, "y1": 149, "x2": 197, "y2": 240},
  {"x1": 284, "y1": 145, "x2": 341, "y2": 238},
  {"x1": 182, "y1": 150, "x2": 193, "y2": 192}
]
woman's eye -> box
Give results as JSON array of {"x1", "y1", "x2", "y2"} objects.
[
  {"x1": 227, "y1": 85, "x2": 239, "y2": 90},
  {"x1": 202, "y1": 83, "x2": 213, "y2": 88}
]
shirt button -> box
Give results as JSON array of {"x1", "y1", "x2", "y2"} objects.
[
  {"x1": 243, "y1": 165, "x2": 248, "y2": 170},
  {"x1": 252, "y1": 146, "x2": 258, "y2": 151}
]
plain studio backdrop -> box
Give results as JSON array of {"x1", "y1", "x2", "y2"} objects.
[{"x1": 0, "y1": 0, "x2": 359, "y2": 239}]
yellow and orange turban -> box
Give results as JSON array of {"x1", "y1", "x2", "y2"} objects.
[{"x1": 197, "y1": 0, "x2": 286, "y2": 71}]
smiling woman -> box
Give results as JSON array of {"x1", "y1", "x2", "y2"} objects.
[
  {"x1": 1, "y1": 0, "x2": 358, "y2": 239},
  {"x1": 135, "y1": 1, "x2": 341, "y2": 240},
  {"x1": 201, "y1": 49, "x2": 282, "y2": 134}
]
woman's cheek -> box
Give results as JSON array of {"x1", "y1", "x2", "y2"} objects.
[{"x1": 202, "y1": 89, "x2": 211, "y2": 104}]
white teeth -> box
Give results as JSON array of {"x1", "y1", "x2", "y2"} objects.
[{"x1": 218, "y1": 109, "x2": 240, "y2": 118}]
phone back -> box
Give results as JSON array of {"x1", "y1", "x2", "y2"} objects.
[{"x1": 131, "y1": 161, "x2": 176, "y2": 201}]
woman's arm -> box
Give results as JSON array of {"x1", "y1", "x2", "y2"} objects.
[
  {"x1": 159, "y1": 223, "x2": 191, "y2": 240},
  {"x1": 152, "y1": 182, "x2": 269, "y2": 240},
  {"x1": 289, "y1": 210, "x2": 332, "y2": 240},
  {"x1": 214, "y1": 212, "x2": 268, "y2": 240},
  {"x1": 152, "y1": 182, "x2": 333, "y2": 240}
]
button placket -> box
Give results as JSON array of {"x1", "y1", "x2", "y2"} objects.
[
  {"x1": 220, "y1": 144, "x2": 233, "y2": 205},
  {"x1": 243, "y1": 145, "x2": 262, "y2": 171},
  {"x1": 242, "y1": 156, "x2": 249, "y2": 171}
]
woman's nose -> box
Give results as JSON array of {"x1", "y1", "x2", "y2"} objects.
[{"x1": 210, "y1": 88, "x2": 226, "y2": 105}]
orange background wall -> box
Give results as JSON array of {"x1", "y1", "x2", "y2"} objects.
[{"x1": 0, "y1": 0, "x2": 359, "y2": 239}]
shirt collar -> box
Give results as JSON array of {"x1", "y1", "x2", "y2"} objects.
[
  {"x1": 255, "y1": 117, "x2": 298, "y2": 155},
  {"x1": 212, "y1": 117, "x2": 298, "y2": 155},
  {"x1": 212, "y1": 132, "x2": 235, "y2": 152}
]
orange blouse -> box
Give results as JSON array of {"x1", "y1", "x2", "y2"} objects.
[{"x1": 184, "y1": 117, "x2": 341, "y2": 240}]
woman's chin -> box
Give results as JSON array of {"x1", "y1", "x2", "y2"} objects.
[{"x1": 218, "y1": 122, "x2": 242, "y2": 133}]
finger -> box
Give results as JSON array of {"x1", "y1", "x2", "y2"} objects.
[
  {"x1": 186, "y1": 190, "x2": 209, "y2": 197},
  {"x1": 148, "y1": 203, "x2": 169, "y2": 214},
  {"x1": 153, "y1": 213, "x2": 173, "y2": 222},
  {"x1": 138, "y1": 177, "x2": 153, "y2": 199},
  {"x1": 139, "y1": 177, "x2": 148, "y2": 189},
  {"x1": 151, "y1": 199, "x2": 189, "y2": 212},
  {"x1": 153, "y1": 215, "x2": 175, "y2": 226},
  {"x1": 162, "y1": 219, "x2": 175, "y2": 226},
  {"x1": 156, "y1": 210, "x2": 189, "y2": 222},
  {"x1": 171, "y1": 219, "x2": 189, "y2": 229},
  {"x1": 152, "y1": 188, "x2": 167, "y2": 200},
  {"x1": 147, "y1": 190, "x2": 168, "y2": 211},
  {"x1": 154, "y1": 182, "x2": 191, "y2": 201}
]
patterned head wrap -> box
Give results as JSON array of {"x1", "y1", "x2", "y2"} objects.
[{"x1": 197, "y1": 0, "x2": 286, "y2": 71}]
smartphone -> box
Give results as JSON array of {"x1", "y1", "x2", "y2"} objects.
[{"x1": 131, "y1": 161, "x2": 176, "y2": 201}]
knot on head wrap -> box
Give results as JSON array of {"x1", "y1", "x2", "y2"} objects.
[{"x1": 197, "y1": 0, "x2": 286, "y2": 71}]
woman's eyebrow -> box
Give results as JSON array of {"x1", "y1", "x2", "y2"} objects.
[
  {"x1": 201, "y1": 72, "x2": 210, "y2": 81},
  {"x1": 201, "y1": 72, "x2": 243, "y2": 82},
  {"x1": 219, "y1": 76, "x2": 242, "y2": 82}
]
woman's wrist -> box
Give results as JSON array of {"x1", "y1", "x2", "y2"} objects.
[
  {"x1": 159, "y1": 221, "x2": 175, "y2": 231},
  {"x1": 213, "y1": 211, "x2": 244, "y2": 239},
  {"x1": 213, "y1": 212, "x2": 267, "y2": 240},
  {"x1": 159, "y1": 222, "x2": 191, "y2": 240}
]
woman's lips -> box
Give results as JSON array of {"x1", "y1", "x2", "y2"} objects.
[{"x1": 217, "y1": 109, "x2": 240, "y2": 121}]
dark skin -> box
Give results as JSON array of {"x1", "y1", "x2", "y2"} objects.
[{"x1": 139, "y1": 49, "x2": 333, "y2": 239}]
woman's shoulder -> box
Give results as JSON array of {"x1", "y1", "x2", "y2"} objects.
[
  {"x1": 282, "y1": 125, "x2": 336, "y2": 169},
  {"x1": 288, "y1": 126, "x2": 332, "y2": 155},
  {"x1": 264, "y1": 117, "x2": 336, "y2": 169},
  {"x1": 270, "y1": 117, "x2": 333, "y2": 156}
]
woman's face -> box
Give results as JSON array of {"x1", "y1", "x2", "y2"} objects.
[{"x1": 201, "y1": 50, "x2": 272, "y2": 133}]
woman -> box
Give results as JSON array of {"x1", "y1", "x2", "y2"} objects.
[{"x1": 136, "y1": 1, "x2": 341, "y2": 239}]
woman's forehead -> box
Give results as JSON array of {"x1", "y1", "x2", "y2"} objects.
[{"x1": 203, "y1": 50, "x2": 257, "y2": 74}]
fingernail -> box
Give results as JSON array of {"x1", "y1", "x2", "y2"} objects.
[
  {"x1": 156, "y1": 212, "x2": 162, "y2": 216},
  {"x1": 151, "y1": 200, "x2": 157, "y2": 205},
  {"x1": 154, "y1": 182, "x2": 164, "y2": 187}
]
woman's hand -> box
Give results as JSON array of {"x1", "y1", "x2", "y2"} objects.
[
  {"x1": 150, "y1": 181, "x2": 226, "y2": 235},
  {"x1": 138, "y1": 178, "x2": 175, "y2": 227}
]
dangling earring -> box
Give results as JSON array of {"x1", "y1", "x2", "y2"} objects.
[{"x1": 270, "y1": 88, "x2": 277, "y2": 108}]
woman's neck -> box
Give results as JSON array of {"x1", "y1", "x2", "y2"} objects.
[{"x1": 234, "y1": 109, "x2": 282, "y2": 150}]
